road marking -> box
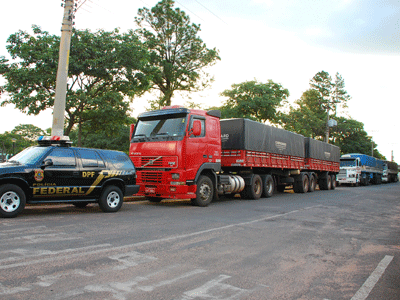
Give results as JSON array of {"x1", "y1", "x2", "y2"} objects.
[
  {"x1": 0, "y1": 205, "x2": 322, "y2": 270},
  {"x1": 350, "y1": 255, "x2": 394, "y2": 300}
]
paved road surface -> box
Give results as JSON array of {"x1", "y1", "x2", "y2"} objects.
[{"x1": 1, "y1": 183, "x2": 399, "y2": 299}]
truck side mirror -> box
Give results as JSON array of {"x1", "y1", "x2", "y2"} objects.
[
  {"x1": 190, "y1": 120, "x2": 202, "y2": 136},
  {"x1": 130, "y1": 124, "x2": 135, "y2": 141}
]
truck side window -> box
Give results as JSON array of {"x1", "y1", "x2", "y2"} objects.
[{"x1": 189, "y1": 117, "x2": 205, "y2": 138}]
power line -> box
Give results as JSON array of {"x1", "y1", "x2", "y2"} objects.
[{"x1": 191, "y1": 0, "x2": 228, "y2": 25}]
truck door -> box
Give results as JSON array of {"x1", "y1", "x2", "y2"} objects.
[{"x1": 185, "y1": 115, "x2": 207, "y2": 179}]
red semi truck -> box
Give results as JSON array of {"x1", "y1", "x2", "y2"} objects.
[{"x1": 129, "y1": 106, "x2": 340, "y2": 206}]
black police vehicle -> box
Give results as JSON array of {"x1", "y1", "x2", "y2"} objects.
[{"x1": 0, "y1": 136, "x2": 139, "y2": 218}]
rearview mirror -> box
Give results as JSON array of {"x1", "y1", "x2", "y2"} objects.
[{"x1": 190, "y1": 120, "x2": 202, "y2": 136}]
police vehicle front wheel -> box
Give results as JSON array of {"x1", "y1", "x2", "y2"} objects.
[
  {"x1": 98, "y1": 186, "x2": 123, "y2": 213},
  {"x1": 0, "y1": 184, "x2": 26, "y2": 218}
]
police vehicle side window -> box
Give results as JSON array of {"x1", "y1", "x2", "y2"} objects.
[
  {"x1": 45, "y1": 148, "x2": 76, "y2": 167},
  {"x1": 101, "y1": 150, "x2": 134, "y2": 170},
  {"x1": 77, "y1": 149, "x2": 105, "y2": 168}
]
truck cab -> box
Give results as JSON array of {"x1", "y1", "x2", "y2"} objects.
[
  {"x1": 338, "y1": 155, "x2": 361, "y2": 186},
  {"x1": 129, "y1": 106, "x2": 222, "y2": 205}
]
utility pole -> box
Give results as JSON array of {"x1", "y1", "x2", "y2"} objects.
[{"x1": 51, "y1": 0, "x2": 75, "y2": 137}]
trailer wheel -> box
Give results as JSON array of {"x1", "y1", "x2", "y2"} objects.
[
  {"x1": 0, "y1": 184, "x2": 26, "y2": 218},
  {"x1": 308, "y1": 174, "x2": 316, "y2": 192},
  {"x1": 294, "y1": 173, "x2": 309, "y2": 193},
  {"x1": 241, "y1": 174, "x2": 262, "y2": 200},
  {"x1": 192, "y1": 175, "x2": 213, "y2": 207},
  {"x1": 319, "y1": 174, "x2": 332, "y2": 190},
  {"x1": 261, "y1": 175, "x2": 274, "y2": 198},
  {"x1": 330, "y1": 175, "x2": 336, "y2": 190}
]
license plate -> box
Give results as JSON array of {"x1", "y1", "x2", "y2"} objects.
[{"x1": 145, "y1": 187, "x2": 156, "y2": 194}]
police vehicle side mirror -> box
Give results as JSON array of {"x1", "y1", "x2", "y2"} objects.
[{"x1": 41, "y1": 158, "x2": 53, "y2": 168}]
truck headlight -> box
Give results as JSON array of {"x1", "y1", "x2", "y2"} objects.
[{"x1": 172, "y1": 173, "x2": 180, "y2": 179}]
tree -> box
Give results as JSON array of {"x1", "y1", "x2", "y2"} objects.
[
  {"x1": 11, "y1": 124, "x2": 47, "y2": 141},
  {"x1": 309, "y1": 71, "x2": 350, "y2": 141},
  {"x1": 0, "y1": 125, "x2": 45, "y2": 160},
  {"x1": 0, "y1": 26, "x2": 150, "y2": 145},
  {"x1": 135, "y1": 0, "x2": 220, "y2": 107},
  {"x1": 219, "y1": 79, "x2": 289, "y2": 123},
  {"x1": 282, "y1": 70, "x2": 351, "y2": 141},
  {"x1": 281, "y1": 89, "x2": 326, "y2": 139},
  {"x1": 331, "y1": 117, "x2": 385, "y2": 159}
]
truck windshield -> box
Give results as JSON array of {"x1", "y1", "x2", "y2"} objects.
[
  {"x1": 340, "y1": 159, "x2": 357, "y2": 167},
  {"x1": 133, "y1": 115, "x2": 187, "y2": 141},
  {"x1": 9, "y1": 146, "x2": 49, "y2": 165}
]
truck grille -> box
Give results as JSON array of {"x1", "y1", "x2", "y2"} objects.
[
  {"x1": 131, "y1": 156, "x2": 178, "y2": 169},
  {"x1": 139, "y1": 171, "x2": 163, "y2": 184}
]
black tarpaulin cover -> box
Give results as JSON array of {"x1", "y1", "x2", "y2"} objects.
[
  {"x1": 304, "y1": 137, "x2": 340, "y2": 162},
  {"x1": 220, "y1": 119, "x2": 305, "y2": 157}
]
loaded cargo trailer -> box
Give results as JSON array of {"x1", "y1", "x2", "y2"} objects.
[
  {"x1": 382, "y1": 160, "x2": 399, "y2": 183},
  {"x1": 337, "y1": 153, "x2": 384, "y2": 186},
  {"x1": 129, "y1": 107, "x2": 340, "y2": 206}
]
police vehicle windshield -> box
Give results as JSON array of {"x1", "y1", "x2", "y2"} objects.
[{"x1": 8, "y1": 146, "x2": 49, "y2": 165}]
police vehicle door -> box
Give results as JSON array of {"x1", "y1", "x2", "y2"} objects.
[
  {"x1": 33, "y1": 148, "x2": 81, "y2": 199},
  {"x1": 76, "y1": 149, "x2": 106, "y2": 198}
]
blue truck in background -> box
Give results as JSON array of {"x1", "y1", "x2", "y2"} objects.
[{"x1": 337, "y1": 153, "x2": 389, "y2": 186}]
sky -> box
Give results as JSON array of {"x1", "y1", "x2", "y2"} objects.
[{"x1": 0, "y1": 0, "x2": 399, "y2": 160}]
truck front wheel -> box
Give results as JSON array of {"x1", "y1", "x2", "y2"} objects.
[
  {"x1": 192, "y1": 175, "x2": 213, "y2": 207},
  {"x1": 0, "y1": 184, "x2": 26, "y2": 218}
]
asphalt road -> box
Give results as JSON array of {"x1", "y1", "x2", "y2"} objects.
[{"x1": 1, "y1": 183, "x2": 399, "y2": 300}]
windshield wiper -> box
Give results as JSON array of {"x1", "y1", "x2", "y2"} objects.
[{"x1": 155, "y1": 132, "x2": 170, "y2": 136}]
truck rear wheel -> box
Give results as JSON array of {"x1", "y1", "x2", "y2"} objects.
[
  {"x1": 192, "y1": 175, "x2": 213, "y2": 207},
  {"x1": 241, "y1": 174, "x2": 262, "y2": 200},
  {"x1": 293, "y1": 173, "x2": 309, "y2": 193},
  {"x1": 261, "y1": 175, "x2": 274, "y2": 198}
]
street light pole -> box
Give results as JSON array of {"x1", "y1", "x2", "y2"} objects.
[{"x1": 51, "y1": 0, "x2": 75, "y2": 137}]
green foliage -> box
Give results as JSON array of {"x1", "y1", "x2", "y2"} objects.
[
  {"x1": 219, "y1": 79, "x2": 289, "y2": 123},
  {"x1": 11, "y1": 124, "x2": 47, "y2": 141},
  {"x1": 281, "y1": 89, "x2": 326, "y2": 139},
  {"x1": 0, "y1": 124, "x2": 46, "y2": 160},
  {"x1": 331, "y1": 117, "x2": 385, "y2": 159},
  {"x1": 0, "y1": 26, "x2": 150, "y2": 145},
  {"x1": 135, "y1": 0, "x2": 220, "y2": 107},
  {"x1": 69, "y1": 121, "x2": 134, "y2": 153}
]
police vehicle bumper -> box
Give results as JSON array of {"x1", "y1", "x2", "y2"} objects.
[{"x1": 125, "y1": 184, "x2": 140, "y2": 196}]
